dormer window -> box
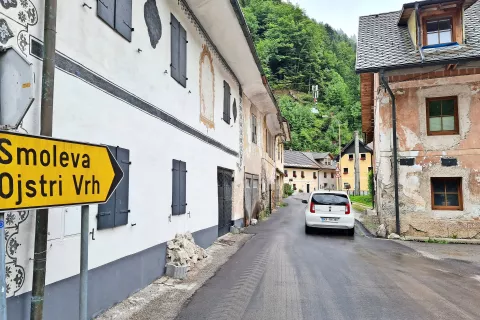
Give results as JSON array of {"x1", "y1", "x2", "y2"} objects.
[{"x1": 425, "y1": 17, "x2": 453, "y2": 45}]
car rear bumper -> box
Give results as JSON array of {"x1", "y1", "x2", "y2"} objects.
[{"x1": 305, "y1": 213, "x2": 355, "y2": 229}]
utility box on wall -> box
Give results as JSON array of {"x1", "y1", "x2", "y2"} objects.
[{"x1": 0, "y1": 47, "x2": 33, "y2": 127}]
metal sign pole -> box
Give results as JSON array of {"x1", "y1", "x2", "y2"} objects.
[
  {"x1": 79, "y1": 205, "x2": 89, "y2": 320},
  {"x1": 0, "y1": 212, "x2": 7, "y2": 319}
]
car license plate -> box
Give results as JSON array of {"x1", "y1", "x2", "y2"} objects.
[{"x1": 322, "y1": 217, "x2": 338, "y2": 222}]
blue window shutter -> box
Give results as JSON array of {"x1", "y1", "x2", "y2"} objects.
[
  {"x1": 114, "y1": 147, "x2": 130, "y2": 226},
  {"x1": 97, "y1": 0, "x2": 115, "y2": 28},
  {"x1": 179, "y1": 25, "x2": 187, "y2": 87},
  {"x1": 179, "y1": 161, "x2": 187, "y2": 214},
  {"x1": 172, "y1": 159, "x2": 181, "y2": 215},
  {"x1": 223, "y1": 81, "x2": 231, "y2": 124},
  {"x1": 115, "y1": 0, "x2": 133, "y2": 41},
  {"x1": 171, "y1": 14, "x2": 180, "y2": 83},
  {"x1": 97, "y1": 145, "x2": 117, "y2": 230}
]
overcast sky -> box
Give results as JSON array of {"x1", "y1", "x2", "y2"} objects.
[{"x1": 286, "y1": 0, "x2": 408, "y2": 36}]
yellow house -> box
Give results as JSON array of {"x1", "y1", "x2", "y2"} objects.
[{"x1": 339, "y1": 140, "x2": 373, "y2": 192}]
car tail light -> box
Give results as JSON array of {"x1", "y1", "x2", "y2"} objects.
[
  {"x1": 310, "y1": 202, "x2": 315, "y2": 213},
  {"x1": 345, "y1": 203, "x2": 351, "y2": 214}
]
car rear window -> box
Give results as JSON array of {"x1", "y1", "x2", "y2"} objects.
[{"x1": 311, "y1": 194, "x2": 348, "y2": 205}]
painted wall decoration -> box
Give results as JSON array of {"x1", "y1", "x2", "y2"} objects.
[
  {"x1": 0, "y1": 0, "x2": 37, "y2": 27},
  {"x1": 199, "y1": 44, "x2": 215, "y2": 129},
  {"x1": 232, "y1": 98, "x2": 237, "y2": 123},
  {"x1": 0, "y1": 0, "x2": 37, "y2": 55},
  {"x1": 0, "y1": 18, "x2": 14, "y2": 44},
  {"x1": 144, "y1": 0, "x2": 162, "y2": 49},
  {"x1": 1, "y1": 0, "x2": 17, "y2": 9},
  {"x1": 5, "y1": 210, "x2": 29, "y2": 297}
]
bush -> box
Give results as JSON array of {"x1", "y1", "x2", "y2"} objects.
[
  {"x1": 299, "y1": 189, "x2": 304, "y2": 193},
  {"x1": 283, "y1": 183, "x2": 294, "y2": 197},
  {"x1": 368, "y1": 169, "x2": 374, "y2": 200}
]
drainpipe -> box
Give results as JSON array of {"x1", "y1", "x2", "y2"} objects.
[
  {"x1": 31, "y1": 0, "x2": 57, "y2": 319},
  {"x1": 380, "y1": 70, "x2": 400, "y2": 235},
  {"x1": 415, "y1": 3, "x2": 425, "y2": 63}
]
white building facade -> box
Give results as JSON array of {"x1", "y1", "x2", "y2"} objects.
[{"x1": 0, "y1": 0, "x2": 284, "y2": 318}]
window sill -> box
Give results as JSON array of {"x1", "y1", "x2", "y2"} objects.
[
  {"x1": 432, "y1": 207, "x2": 463, "y2": 211},
  {"x1": 427, "y1": 132, "x2": 459, "y2": 136}
]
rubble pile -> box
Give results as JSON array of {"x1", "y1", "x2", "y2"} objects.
[{"x1": 166, "y1": 232, "x2": 208, "y2": 267}]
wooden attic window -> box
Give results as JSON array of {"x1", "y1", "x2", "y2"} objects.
[{"x1": 420, "y1": 5, "x2": 463, "y2": 46}]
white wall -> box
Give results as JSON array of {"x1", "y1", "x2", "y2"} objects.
[{"x1": 1, "y1": 0, "x2": 243, "y2": 295}]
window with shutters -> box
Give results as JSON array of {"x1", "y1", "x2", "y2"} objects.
[
  {"x1": 171, "y1": 14, "x2": 188, "y2": 87},
  {"x1": 223, "y1": 81, "x2": 231, "y2": 124},
  {"x1": 172, "y1": 159, "x2": 187, "y2": 215},
  {"x1": 97, "y1": 0, "x2": 133, "y2": 41},
  {"x1": 97, "y1": 146, "x2": 130, "y2": 230}
]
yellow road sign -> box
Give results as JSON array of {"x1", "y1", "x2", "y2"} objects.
[{"x1": 0, "y1": 131, "x2": 123, "y2": 211}]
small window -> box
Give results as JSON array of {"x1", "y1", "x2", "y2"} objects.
[
  {"x1": 331, "y1": 172, "x2": 334, "y2": 179},
  {"x1": 313, "y1": 172, "x2": 317, "y2": 179},
  {"x1": 431, "y1": 177, "x2": 462, "y2": 210},
  {"x1": 368, "y1": 167, "x2": 373, "y2": 172},
  {"x1": 425, "y1": 17, "x2": 452, "y2": 45},
  {"x1": 293, "y1": 171, "x2": 297, "y2": 178},
  {"x1": 293, "y1": 184, "x2": 297, "y2": 190},
  {"x1": 251, "y1": 114, "x2": 257, "y2": 144},
  {"x1": 171, "y1": 14, "x2": 188, "y2": 87},
  {"x1": 343, "y1": 168, "x2": 348, "y2": 174},
  {"x1": 348, "y1": 154, "x2": 354, "y2": 161},
  {"x1": 223, "y1": 81, "x2": 231, "y2": 124},
  {"x1": 284, "y1": 170, "x2": 288, "y2": 177},
  {"x1": 301, "y1": 171, "x2": 305, "y2": 178},
  {"x1": 323, "y1": 183, "x2": 328, "y2": 188},
  {"x1": 427, "y1": 97, "x2": 458, "y2": 135},
  {"x1": 360, "y1": 153, "x2": 366, "y2": 160},
  {"x1": 97, "y1": 146, "x2": 130, "y2": 229},
  {"x1": 97, "y1": 0, "x2": 133, "y2": 41},
  {"x1": 172, "y1": 159, "x2": 187, "y2": 215}
]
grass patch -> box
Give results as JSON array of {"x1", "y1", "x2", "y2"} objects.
[
  {"x1": 426, "y1": 238, "x2": 449, "y2": 244},
  {"x1": 352, "y1": 203, "x2": 367, "y2": 213},
  {"x1": 350, "y1": 195, "x2": 373, "y2": 208},
  {"x1": 258, "y1": 208, "x2": 271, "y2": 221},
  {"x1": 278, "y1": 202, "x2": 288, "y2": 207}
]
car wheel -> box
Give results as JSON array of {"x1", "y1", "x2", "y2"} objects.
[
  {"x1": 305, "y1": 224, "x2": 311, "y2": 234},
  {"x1": 347, "y1": 227, "x2": 355, "y2": 237}
]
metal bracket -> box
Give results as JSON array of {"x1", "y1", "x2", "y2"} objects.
[
  {"x1": 123, "y1": 21, "x2": 134, "y2": 31},
  {"x1": 89, "y1": 228, "x2": 95, "y2": 241},
  {"x1": 168, "y1": 214, "x2": 172, "y2": 222}
]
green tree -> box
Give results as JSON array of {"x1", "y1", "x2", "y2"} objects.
[{"x1": 241, "y1": 0, "x2": 360, "y2": 155}]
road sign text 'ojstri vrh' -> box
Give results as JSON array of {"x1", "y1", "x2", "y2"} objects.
[{"x1": 0, "y1": 131, "x2": 123, "y2": 212}]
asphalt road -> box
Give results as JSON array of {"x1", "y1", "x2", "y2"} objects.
[{"x1": 176, "y1": 196, "x2": 480, "y2": 320}]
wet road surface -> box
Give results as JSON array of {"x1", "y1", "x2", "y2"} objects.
[{"x1": 176, "y1": 196, "x2": 480, "y2": 320}]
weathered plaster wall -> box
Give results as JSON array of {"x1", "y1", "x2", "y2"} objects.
[{"x1": 376, "y1": 72, "x2": 480, "y2": 238}]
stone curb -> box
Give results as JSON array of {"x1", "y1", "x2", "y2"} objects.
[
  {"x1": 399, "y1": 236, "x2": 480, "y2": 245},
  {"x1": 354, "y1": 219, "x2": 375, "y2": 238}
]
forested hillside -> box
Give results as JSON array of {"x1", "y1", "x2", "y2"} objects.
[{"x1": 240, "y1": 0, "x2": 360, "y2": 154}]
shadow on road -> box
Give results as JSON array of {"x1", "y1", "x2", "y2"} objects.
[{"x1": 305, "y1": 227, "x2": 355, "y2": 239}]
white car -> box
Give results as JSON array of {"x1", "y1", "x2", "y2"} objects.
[{"x1": 303, "y1": 191, "x2": 355, "y2": 236}]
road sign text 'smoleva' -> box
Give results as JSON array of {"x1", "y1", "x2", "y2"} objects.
[{"x1": 0, "y1": 131, "x2": 123, "y2": 211}]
